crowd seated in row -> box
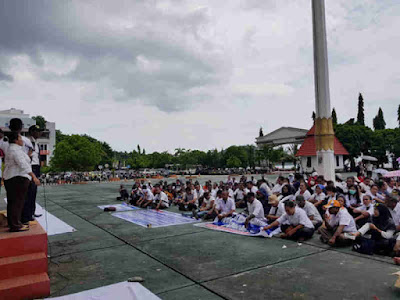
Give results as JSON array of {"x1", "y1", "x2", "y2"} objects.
[{"x1": 117, "y1": 173, "x2": 400, "y2": 260}]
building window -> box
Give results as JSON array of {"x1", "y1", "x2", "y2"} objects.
[
  {"x1": 307, "y1": 157, "x2": 312, "y2": 168},
  {"x1": 336, "y1": 156, "x2": 340, "y2": 167}
]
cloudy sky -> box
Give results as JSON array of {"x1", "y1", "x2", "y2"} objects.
[{"x1": 0, "y1": 0, "x2": 399, "y2": 153}]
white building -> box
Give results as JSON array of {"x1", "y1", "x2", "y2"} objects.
[
  {"x1": 0, "y1": 108, "x2": 56, "y2": 166},
  {"x1": 295, "y1": 125, "x2": 349, "y2": 173}
]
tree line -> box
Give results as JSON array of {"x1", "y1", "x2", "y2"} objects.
[{"x1": 36, "y1": 99, "x2": 400, "y2": 172}]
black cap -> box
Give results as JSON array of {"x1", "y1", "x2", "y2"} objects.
[{"x1": 29, "y1": 125, "x2": 43, "y2": 133}]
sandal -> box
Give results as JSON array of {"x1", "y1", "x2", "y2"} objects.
[{"x1": 10, "y1": 225, "x2": 30, "y2": 232}]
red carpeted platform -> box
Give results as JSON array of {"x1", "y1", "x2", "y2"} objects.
[{"x1": 0, "y1": 216, "x2": 50, "y2": 300}]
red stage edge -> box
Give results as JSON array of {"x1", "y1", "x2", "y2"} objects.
[{"x1": 0, "y1": 216, "x2": 50, "y2": 300}]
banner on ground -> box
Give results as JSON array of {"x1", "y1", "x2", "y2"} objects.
[
  {"x1": 98, "y1": 203, "x2": 139, "y2": 212},
  {"x1": 112, "y1": 209, "x2": 200, "y2": 228},
  {"x1": 194, "y1": 221, "x2": 281, "y2": 238}
]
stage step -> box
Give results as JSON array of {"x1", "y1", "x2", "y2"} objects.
[
  {"x1": 0, "y1": 252, "x2": 48, "y2": 280},
  {"x1": 0, "y1": 272, "x2": 50, "y2": 300},
  {"x1": 0, "y1": 221, "x2": 47, "y2": 258}
]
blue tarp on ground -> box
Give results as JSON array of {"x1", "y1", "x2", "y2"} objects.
[{"x1": 112, "y1": 209, "x2": 199, "y2": 228}]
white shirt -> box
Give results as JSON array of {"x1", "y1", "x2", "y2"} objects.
[
  {"x1": 269, "y1": 202, "x2": 285, "y2": 217},
  {"x1": 389, "y1": 203, "x2": 400, "y2": 227},
  {"x1": 234, "y1": 189, "x2": 245, "y2": 200},
  {"x1": 279, "y1": 195, "x2": 295, "y2": 203},
  {"x1": 366, "y1": 191, "x2": 384, "y2": 203},
  {"x1": 29, "y1": 137, "x2": 40, "y2": 166},
  {"x1": 245, "y1": 186, "x2": 258, "y2": 194},
  {"x1": 300, "y1": 201, "x2": 322, "y2": 222},
  {"x1": 260, "y1": 182, "x2": 272, "y2": 195},
  {"x1": 359, "y1": 182, "x2": 371, "y2": 193},
  {"x1": 211, "y1": 188, "x2": 218, "y2": 198},
  {"x1": 216, "y1": 198, "x2": 235, "y2": 215},
  {"x1": 154, "y1": 191, "x2": 169, "y2": 207},
  {"x1": 309, "y1": 192, "x2": 326, "y2": 202},
  {"x1": 326, "y1": 208, "x2": 357, "y2": 233},
  {"x1": 295, "y1": 190, "x2": 312, "y2": 201},
  {"x1": 247, "y1": 199, "x2": 265, "y2": 220},
  {"x1": 272, "y1": 183, "x2": 282, "y2": 194},
  {"x1": 203, "y1": 196, "x2": 215, "y2": 208},
  {"x1": 345, "y1": 194, "x2": 359, "y2": 207},
  {"x1": 21, "y1": 135, "x2": 33, "y2": 155},
  {"x1": 277, "y1": 207, "x2": 314, "y2": 229},
  {"x1": 194, "y1": 188, "x2": 204, "y2": 200},
  {"x1": 3, "y1": 144, "x2": 32, "y2": 180},
  {"x1": 355, "y1": 204, "x2": 374, "y2": 217},
  {"x1": 144, "y1": 189, "x2": 154, "y2": 201}
]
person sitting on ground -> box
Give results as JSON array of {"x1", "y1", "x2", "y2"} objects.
[
  {"x1": 352, "y1": 194, "x2": 374, "y2": 228},
  {"x1": 214, "y1": 190, "x2": 235, "y2": 223},
  {"x1": 351, "y1": 204, "x2": 396, "y2": 256},
  {"x1": 194, "y1": 183, "x2": 204, "y2": 207},
  {"x1": 318, "y1": 200, "x2": 358, "y2": 246},
  {"x1": 385, "y1": 195, "x2": 400, "y2": 256},
  {"x1": 263, "y1": 200, "x2": 315, "y2": 241},
  {"x1": 256, "y1": 188, "x2": 270, "y2": 215},
  {"x1": 272, "y1": 176, "x2": 284, "y2": 195},
  {"x1": 296, "y1": 195, "x2": 323, "y2": 229},
  {"x1": 377, "y1": 181, "x2": 389, "y2": 198},
  {"x1": 244, "y1": 192, "x2": 268, "y2": 228},
  {"x1": 309, "y1": 184, "x2": 326, "y2": 207},
  {"x1": 153, "y1": 184, "x2": 169, "y2": 209},
  {"x1": 137, "y1": 185, "x2": 154, "y2": 208},
  {"x1": 336, "y1": 194, "x2": 347, "y2": 208},
  {"x1": 367, "y1": 184, "x2": 385, "y2": 204},
  {"x1": 345, "y1": 185, "x2": 362, "y2": 215},
  {"x1": 278, "y1": 184, "x2": 295, "y2": 202},
  {"x1": 178, "y1": 187, "x2": 197, "y2": 211},
  {"x1": 117, "y1": 185, "x2": 129, "y2": 201},
  {"x1": 245, "y1": 181, "x2": 258, "y2": 195},
  {"x1": 194, "y1": 192, "x2": 216, "y2": 220},
  {"x1": 386, "y1": 178, "x2": 396, "y2": 194},
  {"x1": 295, "y1": 182, "x2": 312, "y2": 201},
  {"x1": 259, "y1": 178, "x2": 272, "y2": 196},
  {"x1": 359, "y1": 177, "x2": 372, "y2": 193},
  {"x1": 234, "y1": 182, "x2": 246, "y2": 208},
  {"x1": 266, "y1": 195, "x2": 285, "y2": 223},
  {"x1": 319, "y1": 186, "x2": 337, "y2": 215}
]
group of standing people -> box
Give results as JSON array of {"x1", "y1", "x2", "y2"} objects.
[{"x1": 0, "y1": 118, "x2": 42, "y2": 232}]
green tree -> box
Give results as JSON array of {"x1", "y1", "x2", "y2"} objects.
[
  {"x1": 335, "y1": 124, "x2": 373, "y2": 158},
  {"x1": 226, "y1": 156, "x2": 241, "y2": 168},
  {"x1": 357, "y1": 93, "x2": 365, "y2": 125},
  {"x1": 56, "y1": 130, "x2": 67, "y2": 144},
  {"x1": 373, "y1": 107, "x2": 386, "y2": 130},
  {"x1": 397, "y1": 104, "x2": 400, "y2": 127},
  {"x1": 51, "y1": 135, "x2": 103, "y2": 171},
  {"x1": 32, "y1": 115, "x2": 47, "y2": 129},
  {"x1": 332, "y1": 108, "x2": 337, "y2": 125}
]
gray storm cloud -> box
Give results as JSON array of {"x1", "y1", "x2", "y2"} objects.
[{"x1": 0, "y1": 0, "x2": 227, "y2": 112}]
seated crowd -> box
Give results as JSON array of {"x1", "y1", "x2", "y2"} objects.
[{"x1": 118, "y1": 173, "x2": 400, "y2": 259}]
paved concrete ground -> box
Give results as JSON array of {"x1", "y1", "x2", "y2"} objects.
[{"x1": 2, "y1": 182, "x2": 400, "y2": 299}]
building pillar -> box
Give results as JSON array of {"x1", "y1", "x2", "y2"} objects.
[{"x1": 312, "y1": 0, "x2": 335, "y2": 181}]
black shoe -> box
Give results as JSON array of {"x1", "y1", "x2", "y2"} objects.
[{"x1": 34, "y1": 214, "x2": 42, "y2": 218}]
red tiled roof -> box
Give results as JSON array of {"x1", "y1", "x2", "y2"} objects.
[{"x1": 295, "y1": 124, "x2": 349, "y2": 157}]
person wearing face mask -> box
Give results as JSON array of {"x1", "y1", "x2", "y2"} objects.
[
  {"x1": 345, "y1": 185, "x2": 362, "y2": 216},
  {"x1": 3, "y1": 132, "x2": 41, "y2": 232}
]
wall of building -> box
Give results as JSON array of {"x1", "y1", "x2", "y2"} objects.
[{"x1": 300, "y1": 155, "x2": 344, "y2": 173}]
